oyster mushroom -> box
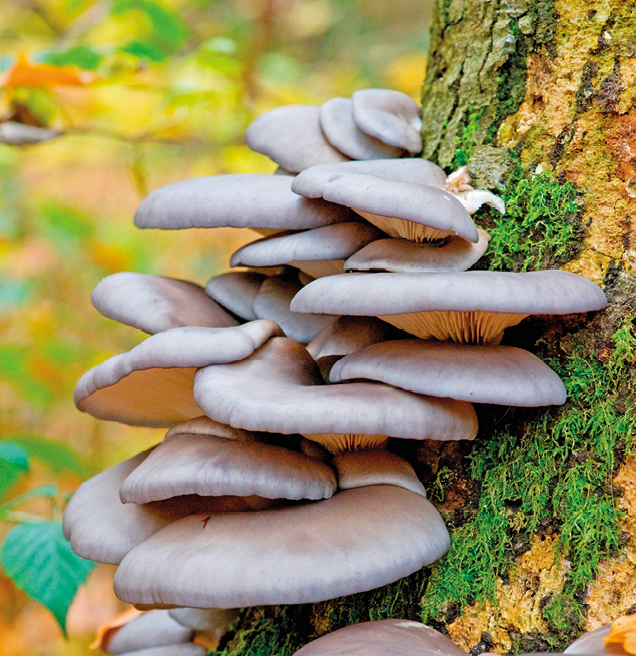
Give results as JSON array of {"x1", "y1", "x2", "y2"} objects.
[{"x1": 204, "y1": 271, "x2": 266, "y2": 322}]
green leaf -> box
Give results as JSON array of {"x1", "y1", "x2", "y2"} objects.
[
  {"x1": 112, "y1": 0, "x2": 189, "y2": 51},
  {"x1": 39, "y1": 202, "x2": 93, "y2": 243},
  {"x1": 5, "y1": 435, "x2": 85, "y2": 477},
  {"x1": 0, "y1": 345, "x2": 52, "y2": 407},
  {"x1": 43, "y1": 46, "x2": 103, "y2": 72},
  {"x1": 0, "y1": 442, "x2": 29, "y2": 499},
  {"x1": 120, "y1": 39, "x2": 168, "y2": 63},
  {"x1": 1, "y1": 521, "x2": 95, "y2": 635}
]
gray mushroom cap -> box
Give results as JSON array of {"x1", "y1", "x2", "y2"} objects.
[
  {"x1": 113, "y1": 646, "x2": 206, "y2": 656},
  {"x1": 344, "y1": 230, "x2": 491, "y2": 274},
  {"x1": 333, "y1": 450, "x2": 426, "y2": 497},
  {"x1": 352, "y1": 89, "x2": 423, "y2": 153},
  {"x1": 330, "y1": 340, "x2": 567, "y2": 406},
  {"x1": 106, "y1": 610, "x2": 193, "y2": 655},
  {"x1": 204, "y1": 271, "x2": 266, "y2": 322},
  {"x1": 193, "y1": 337, "x2": 478, "y2": 444},
  {"x1": 119, "y1": 432, "x2": 337, "y2": 504},
  {"x1": 252, "y1": 275, "x2": 333, "y2": 343},
  {"x1": 319, "y1": 97, "x2": 404, "y2": 160},
  {"x1": 168, "y1": 608, "x2": 239, "y2": 632},
  {"x1": 292, "y1": 159, "x2": 447, "y2": 199},
  {"x1": 244, "y1": 105, "x2": 350, "y2": 172},
  {"x1": 134, "y1": 175, "x2": 352, "y2": 231},
  {"x1": 293, "y1": 619, "x2": 467, "y2": 656},
  {"x1": 74, "y1": 321, "x2": 282, "y2": 427},
  {"x1": 563, "y1": 623, "x2": 630, "y2": 655},
  {"x1": 113, "y1": 485, "x2": 450, "y2": 609},
  {"x1": 92, "y1": 273, "x2": 239, "y2": 334},
  {"x1": 320, "y1": 174, "x2": 479, "y2": 243}
]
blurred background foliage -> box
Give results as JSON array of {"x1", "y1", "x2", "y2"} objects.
[{"x1": 0, "y1": 0, "x2": 430, "y2": 653}]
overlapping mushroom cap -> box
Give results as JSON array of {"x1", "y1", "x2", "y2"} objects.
[{"x1": 205, "y1": 271, "x2": 266, "y2": 322}]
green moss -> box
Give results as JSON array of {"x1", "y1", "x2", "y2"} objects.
[
  {"x1": 419, "y1": 319, "x2": 636, "y2": 649},
  {"x1": 453, "y1": 107, "x2": 485, "y2": 167},
  {"x1": 475, "y1": 161, "x2": 584, "y2": 272}
]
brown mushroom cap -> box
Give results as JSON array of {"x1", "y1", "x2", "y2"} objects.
[
  {"x1": 293, "y1": 619, "x2": 467, "y2": 656},
  {"x1": 193, "y1": 337, "x2": 478, "y2": 451},
  {"x1": 134, "y1": 175, "x2": 352, "y2": 231},
  {"x1": 244, "y1": 105, "x2": 350, "y2": 172},
  {"x1": 105, "y1": 610, "x2": 193, "y2": 655},
  {"x1": 290, "y1": 271, "x2": 608, "y2": 344},
  {"x1": 74, "y1": 321, "x2": 282, "y2": 427},
  {"x1": 92, "y1": 273, "x2": 239, "y2": 334},
  {"x1": 204, "y1": 271, "x2": 266, "y2": 322},
  {"x1": 330, "y1": 340, "x2": 567, "y2": 407},
  {"x1": 113, "y1": 485, "x2": 450, "y2": 609}
]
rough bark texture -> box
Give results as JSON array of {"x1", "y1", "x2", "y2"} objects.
[{"x1": 213, "y1": 2, "x2": 636, "y2": 654}]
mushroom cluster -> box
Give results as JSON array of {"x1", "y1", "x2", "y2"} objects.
[{"x1": 65, "y1": 88, "x2": 607, "y2": 638}]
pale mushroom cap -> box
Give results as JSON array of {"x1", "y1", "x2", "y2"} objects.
[
  {"x1": 194, "y1": 337, "x2": 478, "y2": 441},
  {"x1": 330, "y1": 340, "x2": 567, "y2": 407},
  {"x1": 163, "y1": 416, "x2": 258, "y2": 442},
  {"x1": 344, "y1": 231, "x2": 491, "y2": 274},
  {"x1": 290, "y1": 270, "x2": 608, "y2": 317},
  {"x1": 106, "y1": 610, "x2": 193, "y2": 655},
  {"x1": 320, "y1": 175, "x2": 479, "y2": 243},
  {"x1": 168, "y1": 608, "x2": 239, "y2": 632},
  {"x1": 252, "y1": 276, "x2": 333, "y2": 343},
  {"x1": 134, "y1": 175, "x2": 352, "y2": 231},
  {"x1": 113, "y1": 646, "x2": 206, "y2": 656},
  {"x1": 293, "y1": 619, "x2": 468, "y2": 656},
  {"x1": 74, "y1": 321, "x2": 282, "y2": 427},
  {"x1": 204, "y1": 271, "x2": 266, "y2": 322},
  {"x1": 292, "y1": 159, "x2": 447, "y2": 199},
  {"x1": 230, "y1": 223, "x2": 385, "y2": 269},
  {"x1": 113, "y1": 485, "x2": 450, "y2": 609},
  {"x1": 120, "y1": 432, "x2": 337, "y2": 504},
  {"x1": 564, "y1": 623, "x2": 630, "y2": 655},
  {"x1": 92, "y1": 273, "x2": 239, "y2": 334},
  {"x1": 333, "y1": 450, "x2": 426, "y2": 497},
  {"x1": 245, "y1": 105, "x2": 350, "y2": 172},
  {"x1": 352, "y1": 89, "x2": 422, "y2": 153},
  {"x1": 319, "y1": 97, "x2": 404, "y2": 160}
]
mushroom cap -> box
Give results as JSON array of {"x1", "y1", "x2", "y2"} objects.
[
  {"x1": 252, "y1": 276, "x2": 333, "y2": 343},
  {"x1": 352, "y1": 89, "x2": 423, "y2": 153},
  {"x1": 74, "y1": 321, "x2": 282, "y2": 427},
  {"x1": 293, "y1": 619, "x2": 467, "y2": 656},
  {"x1": 344, "y1": 231, "x2": 491, "y2": 274},
  {"x1": 168, "y1": 608, "x2": 239, "y2": 632},
  {"x1": 163, "y1": 416, "x2": 258, "y2": 442},
  {"x1": 330, "y1": 340, "x2": 567, "y2": 407},
  {"x1": 193, "y1": 337, "x2": 478, "y2": 442},
  {"x1": 290, "y1": 270, "x2": 608, "y2": 317},
  {"x1": 564, "y1": 623, "x2": 630, "y2": 655},
  {"x1": 119, "y1": 432, "x2": 337, "y2": 504},
  {"x1": 333, "y1": 450, "x2": 426, "y2": 497},
  {"x1": 112, "y1": 646, "x2": 206, "y2": 656},
  {"x1": 134, "y1": 175, "x2": 352, "y2": 231},
  {"x1": 106, "y1": 610, "x2": 193, "y2": 655},
  {"x1": 204, "y1": 271, "x2": 266, "y2": 322},
  {"x1": 292, "y1": 159, "x2": 447, "y2": 199},
  {"x1": 244, "y1": 105, "x2": 350, "y2": 172},
  {"x1": 92, "y1": 273, "x2": 239, "y2": 334},
  {"x1": 319, "y1": 97, "x2": 404, "y2": 160},
  {"x1": 319, "y1": 174, "x2": 479, "y2": 243},
  {"x1": 113, "y1": 485, "x2": 450, "y2": 609},
  {"x1": 229, "y1": 223, "x2": 385, "y2": 269}
]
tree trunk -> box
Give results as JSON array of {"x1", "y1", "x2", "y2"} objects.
[{"x1": 217, "y1": 3, "x2": 636, "y2": 654}]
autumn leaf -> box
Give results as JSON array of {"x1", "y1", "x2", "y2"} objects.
[{"x1": 1, "y1": 53, "x2": 96, "y2": 88}]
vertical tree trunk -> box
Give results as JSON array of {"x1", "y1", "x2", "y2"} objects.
[{"x1": 218, "y1": 3, "x2": 636, "y2": 654}]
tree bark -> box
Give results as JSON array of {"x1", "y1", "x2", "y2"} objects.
[{"x1": 217, "y1": 2, "x2": 636, "y2": 654}]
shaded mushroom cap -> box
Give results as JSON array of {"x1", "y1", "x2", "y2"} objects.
[
  {"x1": 229, "y1": 223, "x2": 385, "y2": 280},
  {"x1": 63, "y1": 452, "x2": 257, "y2": 565},
  {"x1": 74, "y1": 321, "x2": 282, "y2": 427},
  {"x1": 193, "y1": 337, "x2": 478, "y2": 451},
  {"x1": 252, "y1": 276, "x2": 333, "y2": 343},
  {"x1": 120, "y1": 432, "x2": 337, "y2": 504},
  {"x1": 204, "y1": 271, "x2": 266, "y2": 322},
  {"x1": 113, "y1": 485, "x2": 450, "y2": 609},
  {"x1": 320, "y1": 174, "x2": 479, "y2": 243},
  {"x1": 106, "y1": 610, "x2": 193, "y2": 655},
  {"x1": 163, "y1": 416, "x2": 258, "y2": 442},
  {"x1": 563, "y1": 622, "x2": 631, "y2": 655},
  {"x1": 168, "y1": 608, "x2": 239, "y2": 632},
  {"x1": 333, "y1": 450, "x2": 426, "y2": 497},
  {"x1": 92, "y1": 273, "x2": 239, "y2": 334},
  {"x1": 244, "y1": 105, "x2": 350, "y2": 172},
  {"x1": 292, "y1": 158, "x2": 446, "y2": 199},
  {"x1": 293, "y1": 619, "x2": 467, "y2": 656},
  {"x1": 114, "y1": 646, "x2": 206, "y2": 656},
  {"x1": 352, "y1": 89, "x2": 423, "y2": 153},
  {"x1": 319, "y1": 97, "x2": 404, "y2": 160},
  {"x1": 344, "y1": 230, "x2": 490, "y2": 274},
  {"x1": 330, "y1": 340, "x2": 567, "y2": 407},
  {"x1": 290, "y1": 271, "x2": 608, "y2": 344},
  {"x1": 306, "y1": 315, "x2": 396, "y2": 360},
  {"x1": 134, "y1": 175, "x2": 352, "y2": 231}
]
